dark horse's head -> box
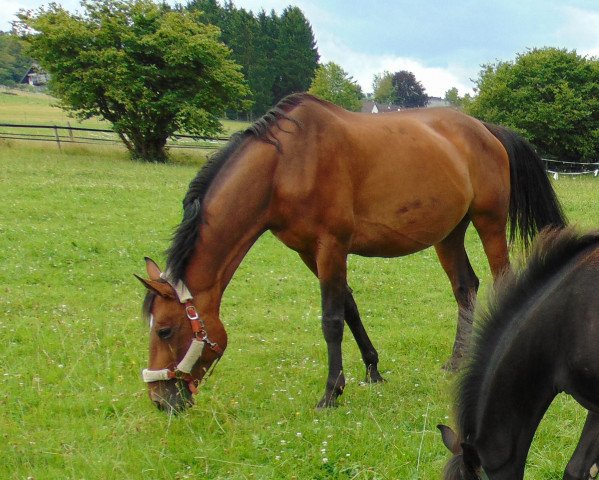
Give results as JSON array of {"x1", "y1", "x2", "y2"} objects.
[
  {"x1": 438, "y1": 425, "x2": 488, "y2": 480},
  {"x1": 136, "y1": 258, "x2": 227, "y2": 413}
]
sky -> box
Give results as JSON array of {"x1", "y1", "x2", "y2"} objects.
[{"x1": 2, "y1": 0, "x2": 599, "y2": 97}]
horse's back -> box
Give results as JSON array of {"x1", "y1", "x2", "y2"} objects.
[{"x1": 270, "y1": 99, "x2": 511, "y2": 256}]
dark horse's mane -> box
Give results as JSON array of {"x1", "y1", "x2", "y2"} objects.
[
  {"x1": 164, "y1": 93, "x2": 324, "y2": 284},
  {"x1": 456, "y1": 227, "x2": 599, "y2": 441}
]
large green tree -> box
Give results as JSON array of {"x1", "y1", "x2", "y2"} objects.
[
  {"x1": 373, "y1": 70, "x2": 429, "y2": 108},
  {"x1": 467, "y1": 47, "x2": 599, "y2": 162},
  {"x1": 308, "y1": 62, "x2": 363, "y2": 111},
  {"x1": 372, "y1": 71, "x2": 395, "y2": 104},
  {"x1": 391, "y1": 70, "x2": 429, "y2": 108},
  {"x1": 17, "y1": 0, "x2": 251, "y2": 162},
  {"x1": 0, "y1": 32, "x2": 32, "y2": 85},
  {"x1": 271, "y1": 6, "x2": 319, "y2": 101},
  {"x1": 188, "y1": 1, "x2": 319, "y2": 118}
]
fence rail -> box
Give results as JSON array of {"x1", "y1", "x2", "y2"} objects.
[{"x1": 0, "y1": 122, "x2": 230, "y2": 151}]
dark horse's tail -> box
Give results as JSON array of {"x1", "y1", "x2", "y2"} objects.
[{"x1": 483, "y1": 122, "x2": 567, "y2": 248}]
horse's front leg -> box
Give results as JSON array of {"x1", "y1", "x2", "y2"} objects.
[
  {"x1": 315, "y1": 241, "x2": 348, "y2": 409},
  {"x1": 344, "y1": 287, "x2": 384, "y2": 383}
]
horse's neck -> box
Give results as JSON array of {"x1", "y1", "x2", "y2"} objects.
[
  {"x1": 473, "y1": 344, "x2": 557, "y2": 478},
  {"x1": 185, "y1": 145, "x2": 277, "y2": 309}
]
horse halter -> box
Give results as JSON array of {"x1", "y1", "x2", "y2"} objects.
[{"x1": 141, "y1": 273, "x2": 223, "y2": 394}]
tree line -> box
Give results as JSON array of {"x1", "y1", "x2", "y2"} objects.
[{"x1": 188, "y1": 0, "x2": 319, "y2": 120}]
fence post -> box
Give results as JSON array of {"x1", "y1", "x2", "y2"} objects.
[
  {"x1": 67, "y1": 122, "x2": 74, "y2": 142},
  {"x1": 53, "y1": 125, "x2": 62, "y2": 152}
]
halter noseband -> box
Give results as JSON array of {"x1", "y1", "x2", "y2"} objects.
[{"x1": 141, "y1": 274, "x2": 223, "y2": 394}]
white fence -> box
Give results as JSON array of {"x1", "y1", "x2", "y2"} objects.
[{"x1": 543, "y1": 158, "x2": 599, "y2": 180}]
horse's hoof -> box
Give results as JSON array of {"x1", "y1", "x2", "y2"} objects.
[
  {"x1": 315, "y1": 393, "x2": 339, "y2": 409},
  {"x1": 364, "y1": 372, "x2": 386, "y2": 384},
  {"x1": 315, "y1": 398, "x2": 337, "y2": 409},
  {"x1": 365, "y1": 365, "x2": 386, "y2": 383}
]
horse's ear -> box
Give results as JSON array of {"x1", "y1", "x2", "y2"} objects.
[
  {"x1": 144, "y1": 257, "x2": 162, "y2": 281},
  {"x1": 461, "y1": 442, "x2": 481, "y2": 470},
  {"x1": 134, "y1": 274, "x2": 176, "y2": 299},
  {"x1": 437, "y1": 424, "x2": 462, "y2": 455}
]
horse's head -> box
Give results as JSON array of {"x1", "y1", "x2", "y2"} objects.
[
  {"x1": 438, "y1": 425, "x2": 488, "y2": 480},
  {"x1": 136, "y1": 258, "x2": 227, "y2": 413}
]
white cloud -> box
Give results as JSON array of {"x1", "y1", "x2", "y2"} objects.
[
  {"x1": 317, "y1": 32, "x2": 474, "y2": 97},
  {"x1": 556, "y1": 6, "x2": 599, "y2": 57},
  {"x1": 0, "y1": 0, "x2": 28, "y2": 29}
]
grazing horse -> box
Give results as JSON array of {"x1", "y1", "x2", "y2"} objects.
[
  {"x1": 439, "y1": 228, "x2": 599, "y2": 480},
  {"x1": 137, "y1": 93, "x2": 565, "y2": 412}
]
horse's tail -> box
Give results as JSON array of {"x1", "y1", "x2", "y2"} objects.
[{"x1": 483, "y1": 122, "x2": 567, "y2": 248}]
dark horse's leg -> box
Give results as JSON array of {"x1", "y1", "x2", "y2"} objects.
[
  {"x1": 434, "y1": 216, "x2": 479, "y2": 371},
  {"x1": 564, "y1": 411, "x2": 599, "y2": 480}
]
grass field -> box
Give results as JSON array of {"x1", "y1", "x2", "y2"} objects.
[
  {"x1": 0, "y1": 88, "x2": 248, "y2": 135},
  {"x1": 1, "y1": 103, "x2": 598, "y2": 479}
]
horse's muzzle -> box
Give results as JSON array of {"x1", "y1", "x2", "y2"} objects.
[{"x1": 148, "y1": 379, "x2": 194, "y2": 413}]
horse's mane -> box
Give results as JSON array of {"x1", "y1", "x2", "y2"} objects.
[
  {"x1": 165, "y1": 93, "x2": 322, "y2": 283},
  {"x1": 456, "y1": 227, "x2": 599, "y2": 440}
]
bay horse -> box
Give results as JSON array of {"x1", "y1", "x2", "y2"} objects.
[
  {"x1": 439, "y1": 228, "x2": 599, "y2": 480},
  {"x1": 136, "y1": 93, "x2": 565, "y2": 412}
]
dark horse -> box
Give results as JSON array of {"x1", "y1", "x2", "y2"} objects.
[
  {"x1": 439, "y1": 228, "x2": 599, "y2": 480},
  {"x1": 136, "y1": 93, "x2": 565, "y2": 411}
]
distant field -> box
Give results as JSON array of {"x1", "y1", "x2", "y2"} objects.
[
  {"x1": 0, "y1": 87, "x2": 249, "y2": 134},
  {"x1": 0, "y1": 88, "x2": 249, "y2": 162},
  {"x1": 1, "y1": 92, "x2": 598, "y2": 479},
  {"x1": 0, "y1": 88, "x2": 110, "y2": 128}
]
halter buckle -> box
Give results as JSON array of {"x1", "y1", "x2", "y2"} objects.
[{"x1": 185, "y1": 304, "x2": 199, "y2": 320}]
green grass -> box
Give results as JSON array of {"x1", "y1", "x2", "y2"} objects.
[{"x1": 0, "y1": 140, "x2": 598, "y2": 479}]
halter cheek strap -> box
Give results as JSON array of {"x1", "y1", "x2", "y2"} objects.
[{"x1": 141, "y1": 273, "x2": 223, "y2": 393}]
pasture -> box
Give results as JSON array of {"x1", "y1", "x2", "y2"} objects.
[{"x1": 1, "y1": 129, "x2": 598, "y2": 478}]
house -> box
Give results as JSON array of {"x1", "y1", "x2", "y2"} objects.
[
  {"x1": 427, "y1": 96, "x2": 451, "y2": 108},
  {"x1": 360, "y1": 100, "x2": 402, "y2": 114},
  {"x1": 20, "y1": 64, "x2": 49, "y2": 87},
  {"x1": 361, "y1": 96, "x2": 451, "y2": 113}
]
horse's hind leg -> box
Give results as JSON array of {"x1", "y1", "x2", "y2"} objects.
[
  {"x1": 434, "y1": 216, "x2": 479, "y2": 371},
  {"x1": 564, "y1": 411, "x2": 599, "y2": 480}
]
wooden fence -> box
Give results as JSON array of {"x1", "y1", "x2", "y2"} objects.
[{"x1": 0, "y1": 122, "x2": 230, "y2": 151}]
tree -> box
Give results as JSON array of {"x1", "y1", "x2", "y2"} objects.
[
  {"x1": 251, "y1": 9, "x2": 278, "y2": 115},
  {"x1": 187, "y1": 2, "x2": 319, "y2": 117},
  {"x1": 308, "y1": 62, "x2": 363, "y2": 111},
  {"x1": 271, "y1": 6, "x2": 319, "y2": 101},
  {"x1": 17, "y1": 0, "x2": 251, "y2": 162},
  {"x1": 391, "y1": 70, "x2": 429, "y2": 108},
  {"x1": 373, "y1": 70, "x2": 429, "y2": 108},
  {"x1": 466, "y1": 47, "x2": 599, "y2": 162},
  {"x1": 372, "y1": 71, "x2": 395, "y2": 104},
  {"x1": 444, "y1": 87, "x2": 462, "y2": 107},
  {"x1": 0, "y1": 32, "x2": 32, "y2": 85}
]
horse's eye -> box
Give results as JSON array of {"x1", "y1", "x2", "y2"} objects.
[{"x1": 157, "y1": 327, "x2": 174, "y2": 340}]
